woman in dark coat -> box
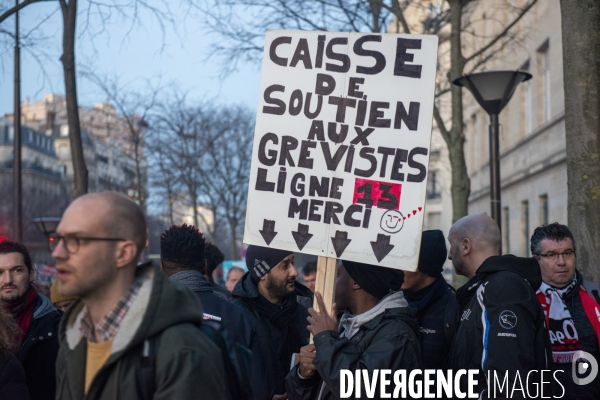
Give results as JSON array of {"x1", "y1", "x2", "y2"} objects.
[{"x1": 0, "y1": 308, "x2": 29, "y2": 399}]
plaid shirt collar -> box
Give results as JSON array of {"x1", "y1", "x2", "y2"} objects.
[{"x1": 80, "y1": 277, "x2": 144, "y2": 343}]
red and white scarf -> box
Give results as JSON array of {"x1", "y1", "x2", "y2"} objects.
[{"x1": 537, "y1": 276, "x2": 600, "y2": 364}]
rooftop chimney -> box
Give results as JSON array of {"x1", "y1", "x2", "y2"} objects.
[{"x1": 46, "y1": 111, "x2": 55, "y2": 133}]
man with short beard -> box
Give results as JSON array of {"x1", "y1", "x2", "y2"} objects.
[
  {"x1": 0, "y1": 240, "x2": 61, "y2": 400},
  {"x1": 232, "y1": 245, "x2": 312, "y2": 399}
]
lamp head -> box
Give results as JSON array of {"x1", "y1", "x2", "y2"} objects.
[{"x1": 453, "y1": 70, "x2": 532, "y2": 115}]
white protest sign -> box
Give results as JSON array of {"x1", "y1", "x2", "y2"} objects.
[{"x1": 244, "y1": 30, "x2": 438, "y2": 271}]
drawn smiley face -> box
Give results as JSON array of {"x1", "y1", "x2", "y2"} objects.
[{"x1": 380, "y1": 210, "x2": 404, "y2": 234}]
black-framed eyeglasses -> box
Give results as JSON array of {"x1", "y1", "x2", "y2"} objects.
[
  {"x1": 534, "y1": 250, "x2": 576, "y2": 262},
  {"x1": 49, "y1": 234, "x2": 126, "y2": 254}
]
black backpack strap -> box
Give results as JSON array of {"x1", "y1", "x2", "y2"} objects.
[
  {"x1": 200, "y1": 321, "x2": 251, "y2": 400},
  {"x1": 135, "y1": 335, "x2": 160, "y2": 400}
]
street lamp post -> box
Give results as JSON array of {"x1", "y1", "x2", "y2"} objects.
[
  {"x1": 33, "y1": 217, "x2": 61, "y2": 251},
  {"x1": 453, "y1": 70, "x2": 532, "y2": 231},
  {"x1": 13, "y1": 0, "x2": 22, "y2": 242},
  {"x1": 33, "y1": 218, "x2": 61, "y2": 237}
]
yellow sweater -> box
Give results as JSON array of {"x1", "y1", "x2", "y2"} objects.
[{"x1": 85, "y1": 338, "x2": 114, "y2": 394}]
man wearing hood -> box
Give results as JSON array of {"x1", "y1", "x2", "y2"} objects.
[
  {"x1": 285, "y1": 260, "x2": 421, "y2": 400},
  {"x1": 232, "y1": 245, "x2": 312, "y2": 399},
  {"x1": 160, "y1": 223, "x2": 269, "y2": 400},
  {"x1": 531, "y1": 223, "x2": 600, "y2": 399},
  {"x1": 402, "y1": 229, "x2": 457, "y2": 370},
  {"x1": 204, "y1": 242, "x2": 232, "y2": 301},
  {"x1": 51, "y1": 191, "x2": 227, "y2": 399},
  {"x1": 0, "y1": 240, "x2": 61, "y2": 400},
  {"x1": 448, "y1": 213, "x2": 550, "y2": 398}
]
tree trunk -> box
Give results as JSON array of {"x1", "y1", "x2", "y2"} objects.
[
  {"x1": 447, "y1": 0, "x2": 470, "y2": 223},
  {"x1": 229, "y1": 219, "x2": 238, "y2": 260},
  {"x1": 134, "y1": 136, "x2": 146, "y2": 216},
  {"x1": 167, "y1": 189, "x2": 174, "y2": 225},
  {"x1": 191, "y1": 190, "x2": 199, "y2": 229},
  {"x1": 447, "y1": 0, "x2": 470, "y2": 288},
  {"x1": 561, "y1": 0, "x2": 600, "y2": 284},
  {"x1": 60, "y1": 0, "x2": 88, "y2": 198}
]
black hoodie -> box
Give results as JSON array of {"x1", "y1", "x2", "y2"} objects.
[{"x1": 448, "y1": 255, "x2": 552, "y2": 399}]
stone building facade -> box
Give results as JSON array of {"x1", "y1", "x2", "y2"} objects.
[
  {"x1": 389, "y1": 1, "x2": 566, "y2": 282},
  {"x1": 462, "y1": 0, "x2": 566, "y2": 257},
  {"x1": 21, "y1": 93, "x2": 144, "y2": 201}
]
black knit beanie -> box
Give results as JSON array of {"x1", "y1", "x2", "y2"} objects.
[
  {"x1": 245, "y1": 245, "x2": 293, "y2": 281},
  {"x1": 417, "y1": 229, "x2": 447, "y2": 277},
  {"x1": 342, "y1": 260, "x2": 405, "y2": 300}
]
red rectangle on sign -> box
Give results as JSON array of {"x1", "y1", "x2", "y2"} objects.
[{"x1": 352, "y1": 178, "x2": 402, "y2": 210}]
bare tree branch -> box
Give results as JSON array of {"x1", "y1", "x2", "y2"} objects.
[
  {"x1": 464, "y1": 0, "x2": 537, "y2": 64},
  {"x1": 0, "y1": 0, "x2": 46, "y2": 24}
]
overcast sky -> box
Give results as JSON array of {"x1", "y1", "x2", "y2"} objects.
[{"x1": 0, "y1": 1, "x2": 262, "y2": 115}]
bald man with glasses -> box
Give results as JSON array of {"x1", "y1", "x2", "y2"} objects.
[
  {"x1": 51, "y1": 191, "x2": 227, "y2": 400},
  {"x1": 531, "y1": 223, "x2": 600, "y2": 400}
]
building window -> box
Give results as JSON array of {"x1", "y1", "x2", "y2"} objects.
[
  {"x1": 427, "y1": 212, "x2": 441, "y2": 230},
  {"x1": 427, "y1": 170, "x2": 441, "y2": 199},
  {"x1": 521, "y1": 200, "x2": 530, "y2": 256},
  {"x1": 537, "y1": 40, "x2": 551, "y2": 123},
  {"x1": 480, "y1": 112, "x2": 488, "y2": 165},
  {"x1": 524, "y1": 65, "x2": 533, "y2": 134},
  {"x1": 470, "y1": 113, "x2": 477, "y2": 170},
  {"x1": 539, "y1": 194, "x2": 548, "y2": 225},
  {"x1": 502, "y1": 207, "x2": 510, "y2": 254}
]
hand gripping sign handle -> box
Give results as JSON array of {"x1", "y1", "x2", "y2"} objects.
[
  {"x1": 292, "y1": 256, "x2": 337, "y2": 368},
  {"x1": 309, "y1": 256, "x2": 337, "y2": 344}
]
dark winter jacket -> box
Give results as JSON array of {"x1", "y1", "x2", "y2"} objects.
[
  {"x1": 405, "y1": 275, "x2": 457, "y2": 369},
  {"x1": 545, "y1": 271, "x2": 600, "y2": 400},
  {"x1": 298, "y1": 295, "x2": 313, "y2": 310},
  {"x1": 232, "y1": 272, "x2": 311, "y2": 396},
  {"x1": 0, "y1": 348, "x2": 29, "y2": 400},
  {"x1": 170, "y1": 269, "x2": 271, "y2": 400},
  {"x1": 56, "y1": 261, "x2": 228, "y2": 400},
  {"x1": 285, "y1": 306, "x2": 421, "y2": 400},
  {"x1": 211, "y1": 282, "x2": 233, "y2": 302},
  {"x1": 17, "y1": 294, "x2": 60, "y2": 400},
  {"x1": 448, "y1": 255, "x2": 551, "y2": 399}
]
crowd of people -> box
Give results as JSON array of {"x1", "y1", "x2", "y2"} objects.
[{"x1": 0, "y1": 190, "x2": 598, "y2": 399}]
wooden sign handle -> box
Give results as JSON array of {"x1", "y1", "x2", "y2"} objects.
[{"x1": 309, "y1": 256, "x2": 337, "y2": 343}]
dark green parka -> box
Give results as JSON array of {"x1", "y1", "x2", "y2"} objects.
[{"x1": 55, "y1": 262, "x2": 227, "y2": 400}]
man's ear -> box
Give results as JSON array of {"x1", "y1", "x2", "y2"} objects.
[
  {"x1": 115, "y1": 240, "x2": 138, "y2": 268},
  {"x1": 28, "y1": 268, "x2": 35, "y2": 283},
  {"x1": 462, "y1": 238, "x2": 472, "y2": 256}
]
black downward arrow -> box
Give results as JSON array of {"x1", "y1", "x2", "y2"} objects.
[
  {"x1": 331, "y1": 231, "x2": 351, "y2": 258},
  {"x1": 259, "y1": 219, "x2": 277, "y2": 245},
  {"x1": 370, "y1": 234, "x2": 394, "y2": 262},
  {"x1": 292, "y1": 223, "x2": 313, "y2": 251}
]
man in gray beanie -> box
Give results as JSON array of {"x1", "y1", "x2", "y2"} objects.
[
  {"x1": 285, "y1": 260, "x2": 421, "y2": 399},
  {"x1": 402, "y1": 229, "x2": 457, "y2": 370},
  {"x1": 232, "y1": 245, "x2": 312, "y2": 399}
]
